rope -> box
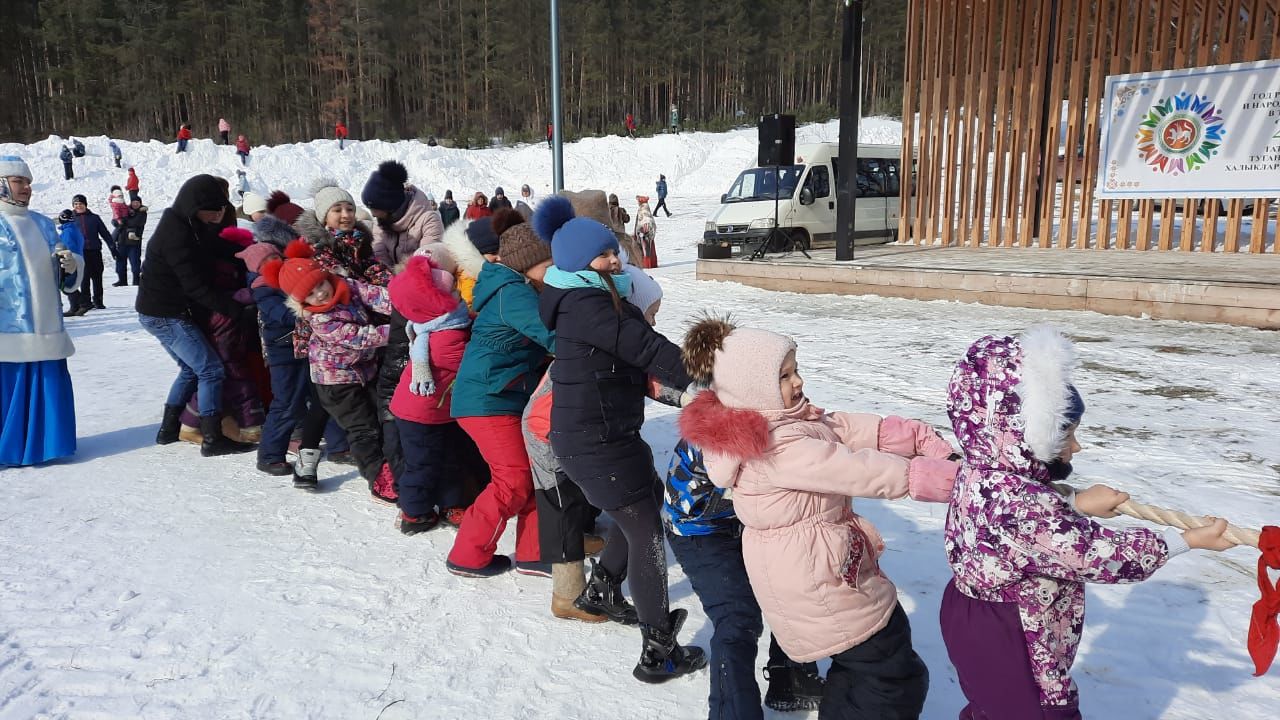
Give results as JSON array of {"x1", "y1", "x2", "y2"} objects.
[{"x1": 1053, "y1": 483, "x2": 1260, "y2": 548}]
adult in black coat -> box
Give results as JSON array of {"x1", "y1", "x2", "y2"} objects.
[
  {"x1": 114, "y1": 198, "x2": 147, "y2": 285},
  {"x1": 135, "y1": 174, "x2": 254, "y2": 457},
  {"x1": 535, "y1": 195, "x2": 703, "y2": 681}
]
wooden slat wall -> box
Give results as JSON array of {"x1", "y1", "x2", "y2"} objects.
[{"x1": 901, "y1": 0, "x2": 1280, "y2": 253}]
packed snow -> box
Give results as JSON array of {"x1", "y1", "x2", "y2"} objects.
[{"x1": 2, "y1": 120, "x2": 1278, "y2": 719}]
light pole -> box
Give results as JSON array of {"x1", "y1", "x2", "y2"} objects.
[
  {"x1": 550, "y1": 0, "x2": 564, "y2": 192},
  {"x1": 835, "y1": 0, "x2": 864, "y2": 261}
]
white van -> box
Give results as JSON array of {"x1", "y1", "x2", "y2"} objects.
[{"x1": 703, "y1": 143, "x2": 906, "y2": 252}]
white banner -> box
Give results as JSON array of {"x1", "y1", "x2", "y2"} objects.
[{"x1": 1096, "y1": 59, "x2": 1280, "y2": 199}]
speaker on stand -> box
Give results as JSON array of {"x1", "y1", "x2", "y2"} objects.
[{"x1": 750, "y1": 114, "x2": 808, "y2": 260}]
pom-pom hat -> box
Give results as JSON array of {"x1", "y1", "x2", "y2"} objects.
[
  {"x1": 260, "y1": 239, "x2": 333, "y2": 305},
  {"x1": 266, "y1": 191, "x2": 305, "y2": 226},
  {"x1": 311, "y1": 178, "x2": 355, "y2": 223},
  {"x1": 532, "y1": 195, "x2": 618, "y2": 273},
  {"x1": 465, "y1": 216, "x2": 500, "y2": 255},
  {"x1": 683, "y1": 316, "x2": 797, "y2": 412},
  {"x1": 362, "y1": 160, "x2": 409, "y2": 213},
  {"x1": 493, "y1": 209, "x2": 552, "y2": 274}
]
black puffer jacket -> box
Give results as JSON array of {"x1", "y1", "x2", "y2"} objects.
[
  {"x1": 135, "y1": 174, "x2": 240, "y2": 319},
  {"x1": 539, "y1": 284, "x2": 691, "y2": 508}
]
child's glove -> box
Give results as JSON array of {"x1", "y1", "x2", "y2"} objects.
[
  {"x1": 407, "y1": 322, "x2": 434, "y2": 396},
  {"x1": 55, "y1": 248, "x2": 78, "y2": 274}
]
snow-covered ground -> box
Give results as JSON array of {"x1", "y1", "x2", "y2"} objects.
[{"x1": 2, "y1": 122, "x2": 1279, "y2": 719}]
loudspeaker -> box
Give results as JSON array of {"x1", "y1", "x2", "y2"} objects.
[{"x1": 757, "y1": 114, "x2": 796, "y2": 167}]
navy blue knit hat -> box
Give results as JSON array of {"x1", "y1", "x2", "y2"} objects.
[
  {"x1": 1063, "y1": 384, "x2": 1085, "y2": 427},
  {"x1": 532, "y1": 195, "x2": 618, "y2": 272},
  {"x1": 361, "y1": 160, "x2": 409, "y2": 213},
  {"x1": 465, "y1": 216, "x2": 500, "y2": 255}
]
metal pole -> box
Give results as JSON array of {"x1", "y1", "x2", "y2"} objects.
[
  {"x1": 550, "y1": 0, "x2": 564, "y2": 192},
  {"x1": 835, "y1": 0, "x2": 864, "y2": 261}
]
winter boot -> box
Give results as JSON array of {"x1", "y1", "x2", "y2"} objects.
[
  {"x1": 516, "y1": 560, "x2": 553, "y2": 578},
  {"x1": 552, "y1": 561, "x2": 608, "y2": 623},
  {"x1": 256, "y1": 458, "x2": 293, "y2": 476},
  {"x1": 763, "y1": 662, "x2": 825, "y2": 712},
  {"x1": 155, "y1": 404, "x2": 184, "y2": 445},
  {"x1": 446, "y1": 555, "x2": 513, "y2": 578},
  {"x1": 574, "y1": 558, "x2": 639, "y2": 626},
  {"x1": 399, "y1": 510, "x2": 439, "y2": 535},
  {"x1": 583, "y1": 533, "x2": 606, "y2": 556},
  {"x1": 441, "y1": 506, "x2": 467, "y2": 528},
  {"x1": 293, "y1": 448, "x2": 321, "y2": 489},
  {"x1": 370, "y1": 463, "x2": 398, "y2": 504},
  {"x1": 199, "y1": 415, "x2": 256, "y2": 457},
  {"x1": 178, "y1": 423, "x2": 203, "y2": 444},
  {"x1": 632, "y1": 608, "x2": 708, "y2": 684}
]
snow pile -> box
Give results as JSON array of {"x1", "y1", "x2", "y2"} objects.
[
  {"x1": 3, "y1": 118, "x2": 902, "y2": 225},
  {"x1": 1, "y1": 119, "x2": 1278, "y2": 720}
]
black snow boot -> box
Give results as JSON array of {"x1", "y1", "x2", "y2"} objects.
[
  {"x1": 199, "y1": 415, "x2": 255, "y2": 457},
  {"x1": 632, "y1": 608, "x2": 708, "y2": 684},
  {"x1": 156, "y1": 404, "x2": 184, "y2": 445},
  {"x1": 763, "y1": 662, "x2": 825, "y2": 712},
  {"x1": 574, "y1": 558, "x2": 638, "y2": 625}
]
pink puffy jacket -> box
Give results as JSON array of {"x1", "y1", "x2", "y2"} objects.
[
  {"x1": 371, "y1": 185, "x2": 444, "y2": 267},
  {"x1": 680, "y1": 393, "x2": 959, "y2": 662}
]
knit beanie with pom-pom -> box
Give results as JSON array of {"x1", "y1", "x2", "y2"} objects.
[
  {"x1": 259, "y1": 239, "x2": 335, "y2": 305},
  {"x1": 311, "y1": 178, "x2": 355, "y2": 223},
  {"x1": 361, "y1": 160, "x2": 410, "y2": 213},
  {"x1": 532, "y1": 195, "x2": 618, "y2": 272},
  {"x1": 413, "y1": 242, "x2": 458, "y2": 275},
  {"x1": 465, "y1": 216, "x2": 500, "y2": 255},
  {"x1": 683, "y1": 316, "x2": 797, "y2": 412},
  {"x1": 266, "y1": 190, "x2": 305, "y2": 226},
  {"x1": 493, "y1": 208, "x2": 552, "y2": 274},
  {"x1": 388, "y1": 255, "x2": 459, "y2": 323}
]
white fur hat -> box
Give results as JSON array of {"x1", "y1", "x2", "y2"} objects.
[{"x1": 241, "y1": 191, "x2": 268, "y2": 216}]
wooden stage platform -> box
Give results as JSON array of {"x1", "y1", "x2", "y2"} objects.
[{"x1": 695, "y1": 245, "x2": 1280, "y2": 329}]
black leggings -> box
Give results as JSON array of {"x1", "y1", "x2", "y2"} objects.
[
  {"x1": 596, "y1": 483, "x2": 671, "y2": 630},
  {"x1": 299, "y1": 383, "x2": 331, "y2": 450}
]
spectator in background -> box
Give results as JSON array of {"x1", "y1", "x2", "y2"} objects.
[
  {"x1": 488, "y1": 187, "x2": 513, "y2": 213},
  {"x1": 126, "y1": 167, "x2": 141, "y2": 201},
  {"x1": 218, "y1": 118, "x2": 231, "y2": 145},
  {"x1": 625, "y1": 113, "x2": 637, "y2": 139},
  {"x1": 176, "y1": 123, "x2": 192, "y2": 153},
  {"x1": 72, "y1": 139, "x2": 86, "y2": 158},
  {"x1": 235, "y1": 134, "x2": 251, "y2": 165},
  {"x1": 69, "y1": 194, "x2": 115, "y2": 314},
  {"x1": 336, "y1": 120, "x2": 349, "y2": 150},
  {"x1": 114, "y1": 196, "x2": 147, "y2": 287},
  {"x1": 608, "y1": 193, "x2": 630, "y2": 230},
  {"x1": 654, "y1": 174, "x2": 671, "y2": 217},
  {"x1": 438, "y1": 190, "x2": 461, "y2": 228},
  {"x1": 465, "y1": 192, "x2": 492, "y2": 221},
  {"x1": 109, "y1": 140, "x2": 122, "y2": 168},
  {"x1": 59, "y1": 145, "x2": 74, "y2": 180}
]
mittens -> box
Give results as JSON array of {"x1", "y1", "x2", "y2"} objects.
[{"x1": 407, "y1": 322, "x2": 434, "y2": 396}]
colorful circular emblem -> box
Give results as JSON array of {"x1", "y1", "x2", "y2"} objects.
[{"x1": 1135, "y1": 92, "x2": 1225, "y2": 175}]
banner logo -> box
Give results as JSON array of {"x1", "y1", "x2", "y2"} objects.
[{"x1": 1135, "y1": 92, "x2": 1225, "y2": 175}]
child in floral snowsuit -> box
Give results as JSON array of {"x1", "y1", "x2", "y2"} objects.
[
  {"x1": 941, "y1": 325, "x2": 1234, "y2": 720},
  {"x1": 261, "y1": 240, "x2": 397, "y2": 503}
]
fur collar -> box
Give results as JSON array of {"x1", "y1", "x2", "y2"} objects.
[
  {"x1": 679, "y1": 391, "x2": 771, "y2": 462},
  {"x1": 1015, "y1": 325, "x2": 1078, "y2": 461}
]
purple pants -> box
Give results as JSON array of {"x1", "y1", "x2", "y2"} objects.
[{"x1": 940, "y1": 579, "x2": 1082, "y2": 720}]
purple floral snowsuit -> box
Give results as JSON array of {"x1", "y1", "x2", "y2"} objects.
[{"x1": 942, "y1": 334, "x2": 1171, "y2": 712}]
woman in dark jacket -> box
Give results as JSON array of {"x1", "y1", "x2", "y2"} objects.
[
  {"x1": 533, "y1": 196, "x2": 705, "y2": 684},
  {"x1": 135, "y1": 174, "x2": 255, "y2": 456}
]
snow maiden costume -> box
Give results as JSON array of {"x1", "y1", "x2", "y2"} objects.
[
  {"x1": 941, "y1": 327, "x2": 1185, "y2": 719},
  {"x1": 0, "y1": 156, "x2": 81, "y2": 466}
]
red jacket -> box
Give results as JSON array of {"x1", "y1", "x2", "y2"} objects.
[
  {"x1": 177, "y1": 127, "x2": 192, "y2": 140},
  {"x1": 464, "y1": 204, "x2": 492, "y2": 221},
  {"x1": 235, "y1": 137, "x2": 250, "y2": 154},
  {"x1": 390, "y1": 328, "x2": 469, "y2": 424},
  {"x1": 126, "y1": 171, "x2": 140, "y2": 192},
  {"x1": 626, "y1": 114, "x2": 636, "y2": 130},
  {"x1": 335, "y1": 123, "x2": 348, "y2": 139}
]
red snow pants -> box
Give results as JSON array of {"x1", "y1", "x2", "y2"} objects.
[{"x1": 448, "y1": 415, "x2": 540, "y2": 568}]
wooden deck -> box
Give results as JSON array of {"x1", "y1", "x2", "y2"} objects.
[{"x1": 695, "y1": 245, "x2": 1280, "y2": 329}]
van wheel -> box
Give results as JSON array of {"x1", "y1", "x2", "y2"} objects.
[{"x1": 791, "y1": 230, "x2": 811, "y2": 251}]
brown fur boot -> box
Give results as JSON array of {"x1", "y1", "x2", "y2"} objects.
[
  {"x1": 552, "y1": 561, "x2": 607, "y2": 623},
  {"x1": 583, "y1": 534, "x2": 605, "y2": 557}
]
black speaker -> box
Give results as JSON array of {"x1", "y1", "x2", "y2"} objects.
[{"x1": 757, "y1": 114, "x2": 796, "y2": 167}]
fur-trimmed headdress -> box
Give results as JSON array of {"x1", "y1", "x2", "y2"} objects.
[
  {"x1": 388, "y1": 255, "x2": 459, "y2": 323},
  {"x1": 681, "y1": 315, "x2": 797, "y2": 412}
]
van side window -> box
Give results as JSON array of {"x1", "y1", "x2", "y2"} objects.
[
  {"x1": 857, "y1": 159, "x2": 887, "y2": 198},
  {"x1": 883, "y1": 159, "x2": 902, "y2": 197},
  {"x1": 804, "y1": 166, "x2": 831, "y2": 199}
]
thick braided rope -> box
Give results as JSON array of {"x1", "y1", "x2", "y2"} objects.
[{"x1": 1054, "y1": 483, "x2": 1260, "y2": 548}]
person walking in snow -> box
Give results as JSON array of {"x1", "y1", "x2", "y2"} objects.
[
  {"x1": 625, "y1": 113, "x2": 637, "y2": 139},
  {"x1": 438, "y1": 190, "x2": 460, "y2": 228},
  {"x1": 534, "y1": 195, "x2": 707, "y2": 683},
  {"x1": 386, "y1": 255, "x2": 477, "y2": 534},
  {"x1": 679, "y1": 317, "x2": 960, "y2": 718},
  {"x1": 126, "y1": 167, "x2": 140, "y2": 201},
  {"x1": 335, "y1": 120, "x2": 348, "y2": 150},
  {"x1": 445, "y1": 210, "x2": 555, "y2": 578},
  {"x1": 259, "y1": 239, "x2": 398, "y2": 503},
  {"x1": 607, "y1": 193, "x2": 630, "y2": 230},
  {"x1": 68, "y1": 194, "x2": 116, "y2": 315},
  {"x1": 135, "y1": 174, "x2": 256, "y2": 457},
  {"x1": 0, "y1": 156, "x2": 82, "y2": 467},
  {"x1": 59, "y1": 145, "x2": 74, "y2": 180},
  {"x1": 546, "y1": 123, "x2": 553, "y2": 149},
  {"x1": 653, "y1": 174, "x2": 671, "y2": 217},
  {"x1": 235, "y1": 134, "x2": 251, "y2": 165},
  {"x1": 109, "y1": 140, "x2": 122, "y2": 168},
  {"x1": 71, "y1": 139, "x2": 86, "y2": 158},
  {"x1": 669, "y1": 103, "x2": 680, "y2": 134},
  {"x1": 940, "y1": 327, "x2": 1235, "y2": 720},
  {"x1": 114, "y1": 195, "x2": 146, "y2": 286},
  {"x1": 176, "y1": 123, "x2": 192, "y2": 153},
  {"x1": 218, "y1": 118, "x2": 231, "y2": 145}
]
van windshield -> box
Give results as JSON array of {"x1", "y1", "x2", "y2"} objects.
[{"x1": 724, "y1": 165, "x2": 805, "y2": 202}]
